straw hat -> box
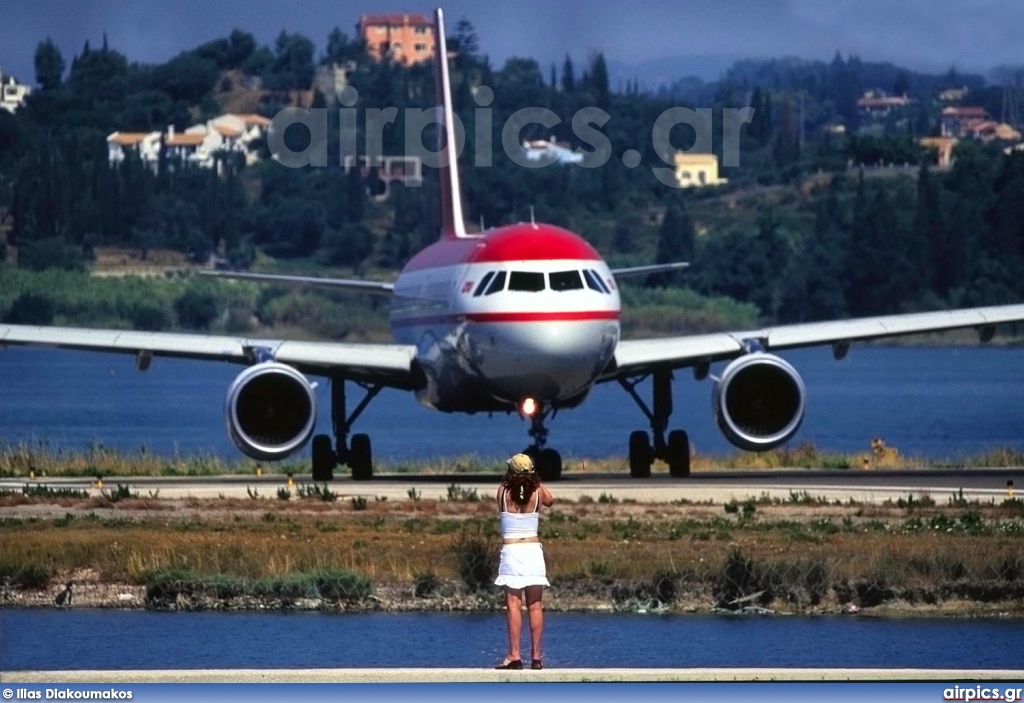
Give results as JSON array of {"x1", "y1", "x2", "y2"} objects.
[{"x1": 506, "y1": 453, "x2": 535, "y2": 474}]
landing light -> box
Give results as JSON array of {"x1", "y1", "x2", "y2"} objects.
[{"x1": 520, "y1": 397, "x2": 538, "y2": 416}]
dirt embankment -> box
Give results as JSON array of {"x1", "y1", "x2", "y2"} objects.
[{"x1": 2, "y1": 494, "x2": 1023, "y2": 618}]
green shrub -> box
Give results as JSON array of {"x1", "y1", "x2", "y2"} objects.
[
  {"x1": 174, "y1": 288, "x2": 218, "y2": 330},
  {"x1": 12, "y1": 564, "x2": 53, "y2": 589},
  {"x1": 414, "y1": 570, "x2": 440, "y2": 598},
  {"x1": 452, "y1": 526, "x2": 498, "y2": 592},
  {"x1": 4, "y1": 292, "x2": 54, "y2": 324}
]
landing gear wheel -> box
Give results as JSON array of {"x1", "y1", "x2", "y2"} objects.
[
  {"x1": 311, "y1": 434, "x2": 336, "y2": 482},
  {"x1": 629, "y1": 430, "x2": 652, "y2": 479},
  {"x1": 349, "y1": 433, "x2": 373, "y2": 481},
  {"x1": 537, "y1": 448, "x2": 563, "y2": 482},
  {"x1": 667, "y1": 429, "x2": 691, "y2": 478},
  {"x1": 522, "y1": 446, "x2": 540, "y2": 467}
]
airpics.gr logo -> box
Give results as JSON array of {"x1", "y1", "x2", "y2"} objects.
[{"x1": 944, "y1": 686, "x2": 1024, "y2": 702}]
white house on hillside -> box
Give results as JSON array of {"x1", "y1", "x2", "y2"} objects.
[
  {"x1": 0, "y1": 70, "x2": 31, "y2": 113},
  {"x1": 107, "y1": 113, "x2": 270, "y2": 171},
  {"x1": 521, "y1": 137, "x2": 584, "y2": 165}
]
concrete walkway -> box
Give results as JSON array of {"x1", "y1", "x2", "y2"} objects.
[{"x1": 5, "y1": 668, "x2": 1023, "y2": 683}]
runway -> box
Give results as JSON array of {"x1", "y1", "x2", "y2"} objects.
[{"x1": 3, "y1": 467, "x2": 1019, "y2": 504}]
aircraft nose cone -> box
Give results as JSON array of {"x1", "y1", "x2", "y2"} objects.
[{"x1": 472, "y1": 319, "x2": 619, "y2": 402}]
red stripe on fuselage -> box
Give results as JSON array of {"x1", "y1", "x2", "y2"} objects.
[
  {"x1": 391, "y1": 310, "x2": 620, "y2": 327},
  {"x1": 402, "y1": 223, "x2": 602, "y2": 273}
]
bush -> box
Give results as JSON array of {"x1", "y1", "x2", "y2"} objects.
[
  {"x1": 452, "y1": 526, "x2": 498, "y2": 592},
  {"x1": 174, "y1": 288, "x2": 218, "y2": 330},
  {"x1": 714, "y1": 548, "x2": 763, "y2": 607},
  {"x1": 130, "y1": 305, "x2": 171, "y2": 331},
  {"x1": 4, "y1": 292, "x2": 54, "y2": 324},
  {"x1": 143, "y1": 568, "x2": 372, "y2": 607},
  {"x1": 17, "y1": 238, "x2": 85, "y2": 272},
  {"x1": 11, "y1": 564, "x2": 53, "y2": 589},
  {"x1": 413, "y1": 570, "x2": 440, "y2": 598}
]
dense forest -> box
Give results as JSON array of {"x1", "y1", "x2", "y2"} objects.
[{"x1": 1, "y1": 22, "x2": 1023, "y2": 338}]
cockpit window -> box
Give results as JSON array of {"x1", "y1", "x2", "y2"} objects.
[
  {"x1": 473, "y1": 271, "x2": 495, "y2": 296},
  {"x1": 584, "y1": 269, "x2": 610, "y2": 294},
  {"x1": 484, "y1": 270, "x2": 506, "y2": 295},
  {"x1": 508, "y1": 271, "x2": 546, "y2": 292},
  {"x1": 549, "y1": 270, "x2": 584, "y2": 292}
]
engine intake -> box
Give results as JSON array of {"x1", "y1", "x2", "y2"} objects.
[
  {"x1": 225, "y1": 362, "x2": 317, "y2": 461},
  {"x1": 713, "y1": 353, "x2": 805, "y2": 451}
]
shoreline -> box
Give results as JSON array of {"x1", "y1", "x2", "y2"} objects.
[
  {"x1": 3, "y1": 494, "x2": 1023, "y2": 620},
  {"x1": 3, "y1": 580, "x2": 1022, "y2": 618}
]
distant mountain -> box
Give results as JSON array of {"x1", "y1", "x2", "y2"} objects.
[{"x1": 607, "y1": 54, "x2": 743, "y2": 90}]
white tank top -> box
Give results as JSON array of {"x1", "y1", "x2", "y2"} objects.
[{"x1": 499, "y1": 488, "x2": 540, "y2": 538}]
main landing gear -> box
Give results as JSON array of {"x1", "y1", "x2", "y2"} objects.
[
  {"x1": 619, "y1": 368, "x2": 690, "y2": 478},
  {"x1": 521, "y1": 407, "x2": 563, "y2": 482},
  {"x1": 311, "y1": 378, "x2": 382, "y2": 481}
]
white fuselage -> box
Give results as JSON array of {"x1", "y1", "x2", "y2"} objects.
[{"x1": 390, "y1": 253, "x2": 621, "y2": 413}]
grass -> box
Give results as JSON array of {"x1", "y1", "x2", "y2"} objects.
[
  {"x1": 2, "y1": 497, "x2": 1022, "y2": 611},
  {"x1": 4, "y1": 441, "x2": 1022, "y2": 479}
]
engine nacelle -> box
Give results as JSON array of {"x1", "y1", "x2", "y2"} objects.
[
  {"x1": 713, "y1": 353, "x2": 806, "y2": 452},
  {"x1": 225, "y1": 362, "x2": 317, "y2": 461}
]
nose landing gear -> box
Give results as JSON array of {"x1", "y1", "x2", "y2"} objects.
[{"x1": 522, "y1": 405, "x2": 563, "y2": 481}]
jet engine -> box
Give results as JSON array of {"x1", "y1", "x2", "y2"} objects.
[
  {"x1": 712, "y1": 353, "x2": 805, "y2": 451},
  {"x1": 225, "y1": 363, "x2": 317, "y2": 461}
]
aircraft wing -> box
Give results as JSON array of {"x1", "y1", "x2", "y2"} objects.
[
  {"x1": 0, "y1": 324, "x2": 420, "y2": 389},
  {"x1": 603, "y1": 303, "x2": 1024, "y2": 379},
  {"x1": 198, "y1": 270, "x2": 395, "y2": 295},
  {"x1": 610, "y1": 262, "x2": 689, "y2": 278}
]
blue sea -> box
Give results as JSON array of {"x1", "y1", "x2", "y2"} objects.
[{"x1": 1, "y1": 345, "x2": 1022, "y2": 462}]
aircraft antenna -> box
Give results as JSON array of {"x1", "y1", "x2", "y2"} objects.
[{"x1": 530, "y1": 205, "x2": 536, "y2": 228}]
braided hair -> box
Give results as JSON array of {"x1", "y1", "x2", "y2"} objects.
[{"x1": 502, "y1": 469, "x2": 539, "y2": 507}]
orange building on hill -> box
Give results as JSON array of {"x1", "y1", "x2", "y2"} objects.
[{"x1": 358, "y1": 13, "x2": 434, "y2": 66}]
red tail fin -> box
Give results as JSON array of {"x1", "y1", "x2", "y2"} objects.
[{"x1": 433, "y1": 8, "x2": 467, "y2": 239}]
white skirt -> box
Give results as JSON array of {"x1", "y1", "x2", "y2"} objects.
[{"x1": 495, "y1": 543, "x2": 549, "y2": 589}]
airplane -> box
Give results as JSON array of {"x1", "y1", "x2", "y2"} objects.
[{"x1": 3, "y1": 8, "x2": 1024, "y2": 482}]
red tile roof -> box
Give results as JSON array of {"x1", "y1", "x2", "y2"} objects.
[
  {"x1": 107, "y1": 132, "x2": 148, "y2": 146},
  {"x1": 360, "y1": 13, "x2": 431, "y2": 27},
  {"x1": 166, "y1": 133, "x2": 205, "y2": 147},
  {"x1": 942, "y1": 106, "x2": 989, "y2": 119}
]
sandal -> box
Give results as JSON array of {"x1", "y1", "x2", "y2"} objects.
[
  {"x1": 495, "y1": 658, "x2": 523, "y2": 670},
  {"x1": 531, "y1": 659, "x2": 543, "y2": 670}
]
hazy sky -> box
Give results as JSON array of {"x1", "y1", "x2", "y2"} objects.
[{"x1": 1, "y1": 0, "x2": 1021, "y2": 85}]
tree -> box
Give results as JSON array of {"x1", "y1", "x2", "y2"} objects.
[
  {"x1": 750, "y1": 209, "x2": 789, "y2": 318},
  {"x1": 589, "y1": 52, "x2": 610, "y2": 111},
  {"x1": 939, "y1": 142, "x2": 993, "y2": 297},
  {"x1": 893, "y1": 69, "x2": 911, "y2": 96},
  {"x1": 452, "y1": 17, "x2": 480, "y2": 67},
  {"x1": 910, "y1": 160, "x2": 940, "y2": 297},
  {"x1": 4, "y1": 293, "x2": 54, "y2": 325},
  {"x1": 155, "y1": 52, "x2": 220, "y2": 104},
  {"x1": 264, "y1": 31, "x2": 315, "y2": 91},
  {"x1": 324, "y1": 27, "x2": 360, "y2": 65},
  {"x1": 650, "y1": 198, "x2": 695, "y2": 285},
  {"x1": 561, "y1": 54, "x2": 575, "y2": 93},
  {"x1": 226, "y1": 29, "x2": 257, "y2": 69},
  {"x1": 793, "y1": 183, "x2": 848, "y2": 321},
  {"x1": 845, "y1": 179, "x2": 910, "y2": 315},
  {"x1": 34, "y1": 38, "x2": 65, "y2": 90}
]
